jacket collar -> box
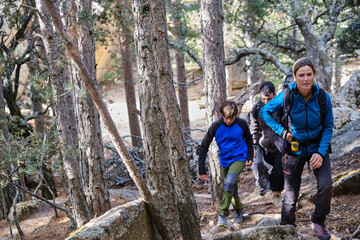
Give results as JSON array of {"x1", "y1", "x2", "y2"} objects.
[{"x1": 290, "y1": 82, "x2": 319, "y2": 96}]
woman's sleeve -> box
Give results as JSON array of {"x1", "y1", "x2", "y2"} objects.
[
  {"x1": 260, "y1": 92, "x2": 285, "y2": 137},
  {"x1": 317, "y1": 92, "x2": 334, "y2": 158}
]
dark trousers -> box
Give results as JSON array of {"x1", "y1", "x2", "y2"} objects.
[
  {"x1": 281, "y1": 153, "x2": 332, "y2": 226},
  {"x1": 263, "y1": 148, "x2": 284, "y2": 192}
]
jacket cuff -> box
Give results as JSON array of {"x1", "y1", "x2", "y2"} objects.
[{"x1": 316, "y1": 152, "x2": 325, "y2": 160}]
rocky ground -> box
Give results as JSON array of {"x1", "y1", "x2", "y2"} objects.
[
  {"x1": 0, "y1": 151, "x2": 359, "y2": 239},
  {"x1": 195, "y1": 151, "x2": 360, "y2": 240}
]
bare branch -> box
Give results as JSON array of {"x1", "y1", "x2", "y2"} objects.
[
  {"x1": 25, "y1": 105, "x2": 51, "y2": 121},
  {"x1": 258, "y1": 38, "x2": 305, "y2": 53},
  {"x1": 173, "y1": 75, "x2": 203, "y2": 87},
  {"x1": 20, "y1": 4, "x2": 39, "y2": 12},
  {"x1": 0, "y1": 174, "x2": 77, "y2": 230},
  {"x1": 169, "y1": 41, "x2": 203, "y2": 70},
  {"x1": 225, "y1": 47, "x2": 289, "y2": 74}
]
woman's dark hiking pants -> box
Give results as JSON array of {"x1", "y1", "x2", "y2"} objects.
[{"x1": 280, "y1": 153, "x2": 332, "y2": 226}]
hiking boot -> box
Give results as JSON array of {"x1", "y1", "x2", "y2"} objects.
[
  {"x1": 258, "y1": 187, "x2": 267, "y2": 196},
  {"x1": 311, "y1": 222, "x2": 331, "y2": 240},
  {"x1": 272, "y1": 191, "x2": 282, "y2": 207},
  {"x1": 217, "y1": 213, "x2": 227, "y2": 227},
  {"x1": 233, "y1": 209, "x2": 244, "y2": 224}
]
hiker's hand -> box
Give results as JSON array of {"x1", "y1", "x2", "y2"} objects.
[
  {"x1": 199, "y1": 175, "x2": 207, "y2": 181},
  {"x1": 245, "y1": 160, "x2": 253, "y2": 166},
  {"x1": 309, "y1": 153, "x2": 323, "y2": 169},
  {"x1": 282, "y1": 131, "x2": 293, "y2": 141}
]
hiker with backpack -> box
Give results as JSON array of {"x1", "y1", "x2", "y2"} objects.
[
  {"x1": 249, "y1": 82, "x2": 284, "y2": 206},
  {"x1": 198, "y1": 101, "x2": 253, "y2": 227},
  {"x1": 260, "y1": 57, "x2": 334, "y2": 240}
]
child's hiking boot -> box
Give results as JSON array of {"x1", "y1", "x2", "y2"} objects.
[
  {"x1": 311, "y1": 222, "x2": 331, "y2": 240},
  {"x1": 258, "y1": 187, "x2": 267, "y2": 196},
  {"x1": 233, "y1": 209, "x2": 244, "y2": 224},
  {"x1": 217, "y1": 213, "x2": 227, "y2": 227}
]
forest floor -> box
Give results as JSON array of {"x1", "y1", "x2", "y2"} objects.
[
  {"x1": 0, "y1": 151, "x2": 359, "y2": 240},
  {"x1": 0, "y1": 81, "x2": 359, "y2": 239}
]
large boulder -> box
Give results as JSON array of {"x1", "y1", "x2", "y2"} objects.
[
  {"x1": 299, "y1": 169, "x2": 360, "y2": 208},
  {"x1": 337, "y1": 70, "x2": 360, "y2": 109},
  {"x1": 332, "y1": 107, "x2": 360, "y2": 131},
  {"x1": 332, "y1": 169, "x2": 360, "y2": 196},
  {"x1": 66, "y1": 199, "x2": 161, "y2": 240},
  {"x1": 330, "y1": 119, "x2": 360, "y2": 161},
  {"x1": 209, "y1": 217, "x2": 298, "y2": 240}
]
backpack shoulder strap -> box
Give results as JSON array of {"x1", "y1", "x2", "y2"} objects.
[
  {"x1": 254, "y1": 100, "x2": 262, "y2": 120},
  {"x1": 282, "y1": 88, "x2": 293, "y2": 131},
  {"x1": 317, "y1": 87, "x2": 327, "y2": 123},
  {"x1": 283, "y1": 88, "x2": 293, "y2": 115}
]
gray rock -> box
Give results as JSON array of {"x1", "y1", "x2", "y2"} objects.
[
  {"x1": 332, "y1": 169, "x2": 360, "y2": 196},
  {"x1": 338, "y1": 70, "x2": 360, "y2": 109},
  {"x1": 330, "y1": 120, "x2": 360, "y2": 161},
  {"x1": 242, "y1": 225, "x2": 298, "y2": 240},
  {"x1": 332, "y1": 107, "x2": 360, "y2": 131},
  {"x1": 209, "y1": 224, "x2": 298, "y2": 240},
  {"x1": 255, "y1": 217, "x2": 280, "y2": 227},
  {"x1": 299, "y1": 169, "x2": 360, "y2": 208},
  {"x1": 66, "y1": 199, "x2": 161, "y2": 240}
]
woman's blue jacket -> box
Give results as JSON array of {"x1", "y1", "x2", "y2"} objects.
[{"x1": 260, "y1": 82, "x2": 334, "y2": 158}]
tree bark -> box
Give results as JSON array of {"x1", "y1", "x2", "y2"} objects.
[
  {"x1": 36, "y1": 0, "x2": 91, "y2": 227},
  {"x1": 0, "y1": 76, "x2": 12, "y2": 221},
  {"x1": 200, "y1": 0, "x2": 227, "y2": 207},
  {"x1": 149, "y1": 0, "x2": 201, "y2": 238},
  {"x1": 119, "y1": 26, "x2": 144, "y2": 155},
  {"x1": 170, "y1": 0, "x2": 191, "y2": 138},
  {"x1": 132, "y1": 0, "x2": 183, "y2": 238},
  {"x1": 66, "y1": 0, "x2": 111, "y2": 217},
  {"x1": 289, "y1": 0, "x2": 343, "y2": 92},
  {"x1": 41, "y1": 1, "x2": 172, "y2": 238}
]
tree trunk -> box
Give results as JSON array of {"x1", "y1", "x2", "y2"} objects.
[
  {"x1": 41, "y1": 1, "x2": 173, "y2": 238},
  {"x1": 132, "y1": 0, "x2": 182, "y2": 238},
  {"x1": 149, "y1": 1, "x2": 201, "y2": 238},
  {"x1": 29, "y1": 38, "x2": 57, "y2": 199},
  {"x1": 170, "y1": 0, "x2": 191, "y2": 138},
  {"x1": 119, "y1": 26, "x2": 144, "y2": 156},
  {"x1": 66, "y1": 0, "x2": 111, "y2": 217},
  {"x1": 0, "y1": 77, "x2": 12, "y2": 221},
  {"x1": 176, "y1": 53, "x2": 191, "y2": 138},
  {"x1": 36, "y1": 1, "x2": 91, "y2": 227},
  {"x1": 200, "y1": 0, "x2": 227, "y2": 207},
  {"x1": 291, "y1": 1, "x2": 333, "y2": 92},
  {"x1": 332, "y1": 50, "x2": 341, "y2": 94}
]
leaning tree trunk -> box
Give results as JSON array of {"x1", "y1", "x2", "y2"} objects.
[
  {"x1": 119, "y1": 26, "x2": 144, "y2": 156},
  {"x1": 66, "y1": 0, "x2": 111, "y2": 217},
  {"x1": 41, "y1": 1, "x2": 172, "y2": 238},
  {"x1": 36, "y1": 1, "x2": 91, "y2": 227},
  {"x1": 200, "y1": 0, "x2": 227, "y2": 207}
]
